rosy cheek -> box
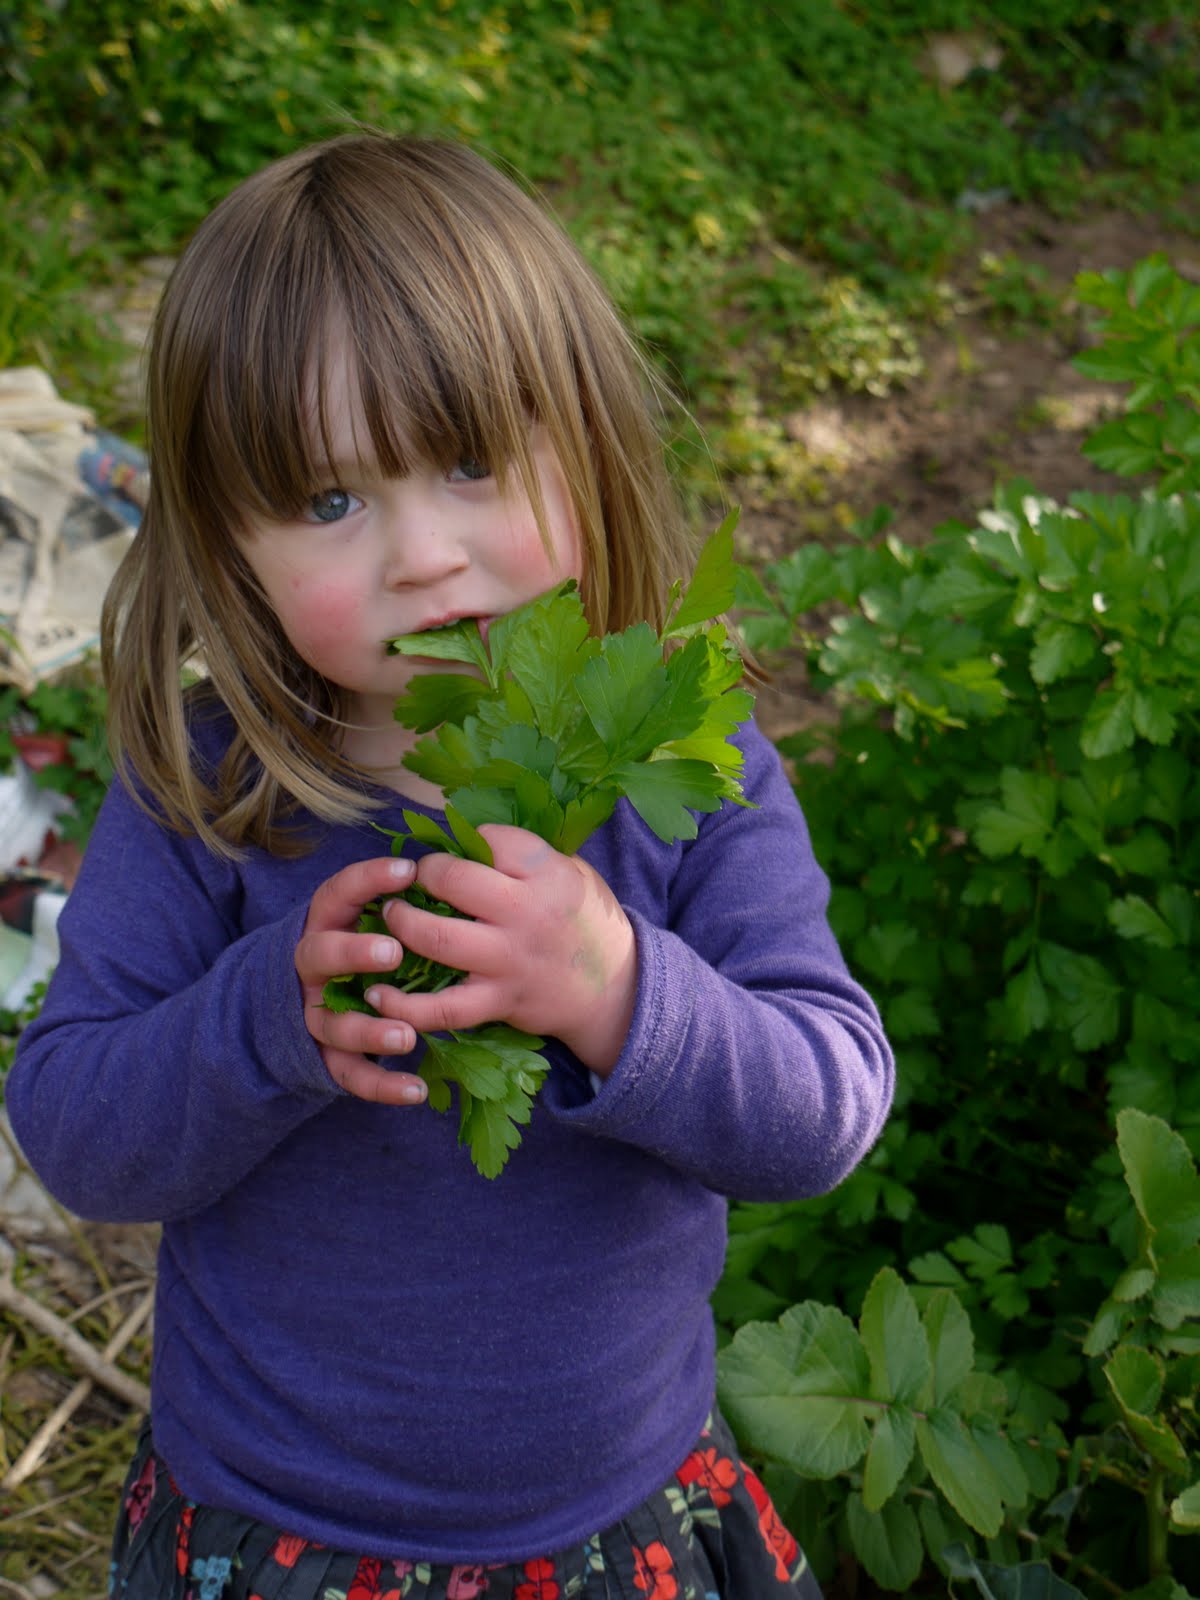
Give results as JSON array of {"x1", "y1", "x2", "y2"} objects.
[
  {"x1": 509, "y1": 515, "x2": 581, "y2": 590},
  {"x1": 278, "y1": 579, "x2": 365, "y2": 662}
]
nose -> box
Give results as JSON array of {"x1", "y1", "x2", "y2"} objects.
[{"x1": 380, "y1": 490, "x2": 469, "y2": 590}]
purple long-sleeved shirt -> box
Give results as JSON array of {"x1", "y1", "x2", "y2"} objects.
[{"x1": 8, "y1": 715, "x2": 892, "y2": 1560}]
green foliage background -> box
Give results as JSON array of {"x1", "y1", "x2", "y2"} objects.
[
  {"x1": 3, "y1": 3, "x2": 1200, "y2": 1596},
  {"x1": 725, "y1": 258, "x2": 1200, "y2": 1597}
]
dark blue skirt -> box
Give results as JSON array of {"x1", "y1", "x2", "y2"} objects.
[{"x1": 110, "y1": 1411, "x2": 821, "y2": 1600}]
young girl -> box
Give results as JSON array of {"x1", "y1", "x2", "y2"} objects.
[{"x1": 8, "y1": 135, "x2": 893, "y2": 1599}]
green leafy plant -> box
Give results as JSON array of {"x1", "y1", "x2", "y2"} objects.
[
  {"x1": 718, "y1": 1266, "x2": 1054, "y2": 1591},
  {"x1": 717, "y1": 1108, "x2": 1200, "y2": 1595},
  {"x1": 323, "y1": 517, "x2": 753, "y2": 1177},
  {"x1": 716, "y1": 258, "x2": 1200, "y2": 1591},
  {"x1": 1073, "y1": 253, "x2": 1200, "y2": 493},
  {"x1": 1087, "y1": 1111, "x2": 1200, "y2": 1578}
]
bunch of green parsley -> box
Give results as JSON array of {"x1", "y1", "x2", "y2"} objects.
[{"x1": 324, "y1": 514, "x2": 754, "y2": 1176}]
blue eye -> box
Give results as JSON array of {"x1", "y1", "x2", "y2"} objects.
[
  {"x1": 305, "y1": 488, "x2": 361, "y2": 523},
  {"x1": 448, "y1": 458, "x2": 490, "y2": 483}
]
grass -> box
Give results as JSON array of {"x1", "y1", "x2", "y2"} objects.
[{"x1": 0, "y1": 177, "x2": 129, "y2": 421}]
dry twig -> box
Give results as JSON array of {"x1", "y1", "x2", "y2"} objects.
[
  {"x1": 3, "y1": 1285, "x2": 154, "y2": 1489},
  {"x1": 0, "y1": 1577, "x2": 38, "y2": 1600},
  {"x1": 0, "y1": 1275, "x2": 150, "y2": 1412}
]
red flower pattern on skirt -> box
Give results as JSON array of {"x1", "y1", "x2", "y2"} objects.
[
  {"x1": 175, "y1": 1504, "x2": 195, "y2": 1576},
  {"x1": 675, "y1": 1445, "x2": 739, "y2": 1508},
  {"x1": 514, "y1": 1556, "x2": 559, "y2": 1600},
  {"x1": 446, "y1": 1566, "x2": 490, "y2": 1599},
  {"x1": 633, "y1": 1541, "x2": 678, "y2": 1600},
  {"x1": 332, "y1": 1555, "x2": 408, "y2": 1600},
  {"x1": 347, "y1": 1557, "x2": 385, "y2": 1600},
  {"x1": 272, "y1": 1534, "x2": 317, "y2": 1569},
  {"x1": 743, "y1": 1464, "x2": 799, "y2": 1582},
  {"x1": 125, "y1": 1453, "x2": 157, "y2": 1531}
]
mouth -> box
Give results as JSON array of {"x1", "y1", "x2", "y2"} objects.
[
  {"x1": 385, "y1": 612, "x2": 494, "y2": 666},
  {"x1": 417, "y1": 612, "x2": 489, "y2": 636}
]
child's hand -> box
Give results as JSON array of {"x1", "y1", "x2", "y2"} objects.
[
  {"x1": 366, "y1": 825, "x2": 638, "y2": 1077},
  {"x1": 295, "y1": 857, "x2": 428, "y2": 1105}
]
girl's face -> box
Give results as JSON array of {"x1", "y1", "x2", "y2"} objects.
[{"x1": 238, "y1": 340, "x2": 583, "y2": 765}]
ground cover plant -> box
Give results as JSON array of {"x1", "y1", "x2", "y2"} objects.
[{"x1": 718, "y1": 258, "x2": 1200, "y2": 1593}]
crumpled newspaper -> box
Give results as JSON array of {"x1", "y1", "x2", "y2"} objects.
[{"x1": 0, "y1": 368, "x2": 144, "y2": 692}]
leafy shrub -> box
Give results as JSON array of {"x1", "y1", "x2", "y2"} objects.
[
  {"x1": 719, "y1": 256, "x2": 1200, "y2": 1590},
  {"x1": 719, "y1": 1108, "x2": 1200, "y2": 1594}
]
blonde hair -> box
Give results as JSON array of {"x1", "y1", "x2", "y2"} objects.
[{"x1": 102, "y1": 133, "x2": 696, "y2": 854}]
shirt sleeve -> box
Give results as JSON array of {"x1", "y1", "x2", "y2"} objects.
[
  {"x1": 5, "y1": 777, "x2": 339, "y2": 1224},
  {"x1": 539, "y1": 720, "x2": 895, "y2": 1201}
]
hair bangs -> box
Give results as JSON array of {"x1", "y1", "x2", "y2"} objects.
[
  {"x1": 334, "y1": 304, "x2": 534, "y2": 500},
  {"x1": 176, "y1": 212, "x2": 343, "y2": 533},
  {"x1": 326, "y1": 198, "x2": 545, "y2": 501},
  {"x1": 199, "y1": 188, "x2": 546, "y2": 528}
]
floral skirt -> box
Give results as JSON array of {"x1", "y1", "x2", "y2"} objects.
[{"x1": 110, "y1": 1412, "x2": 821, "y2": 1600}]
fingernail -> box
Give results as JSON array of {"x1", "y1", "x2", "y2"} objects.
[
  {"x1": 383, "y1": 1027, "x2": 411, "y2": 1053},
  {"x1": 388, "y1": 858, "x2": 416, "y2": 881},
  {"x1": 373, "y1": 940, "x2": 399, "y2": 965},
  {"x1": 400, "y1": 1080, "x2": 427, "y2": 1103}
]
